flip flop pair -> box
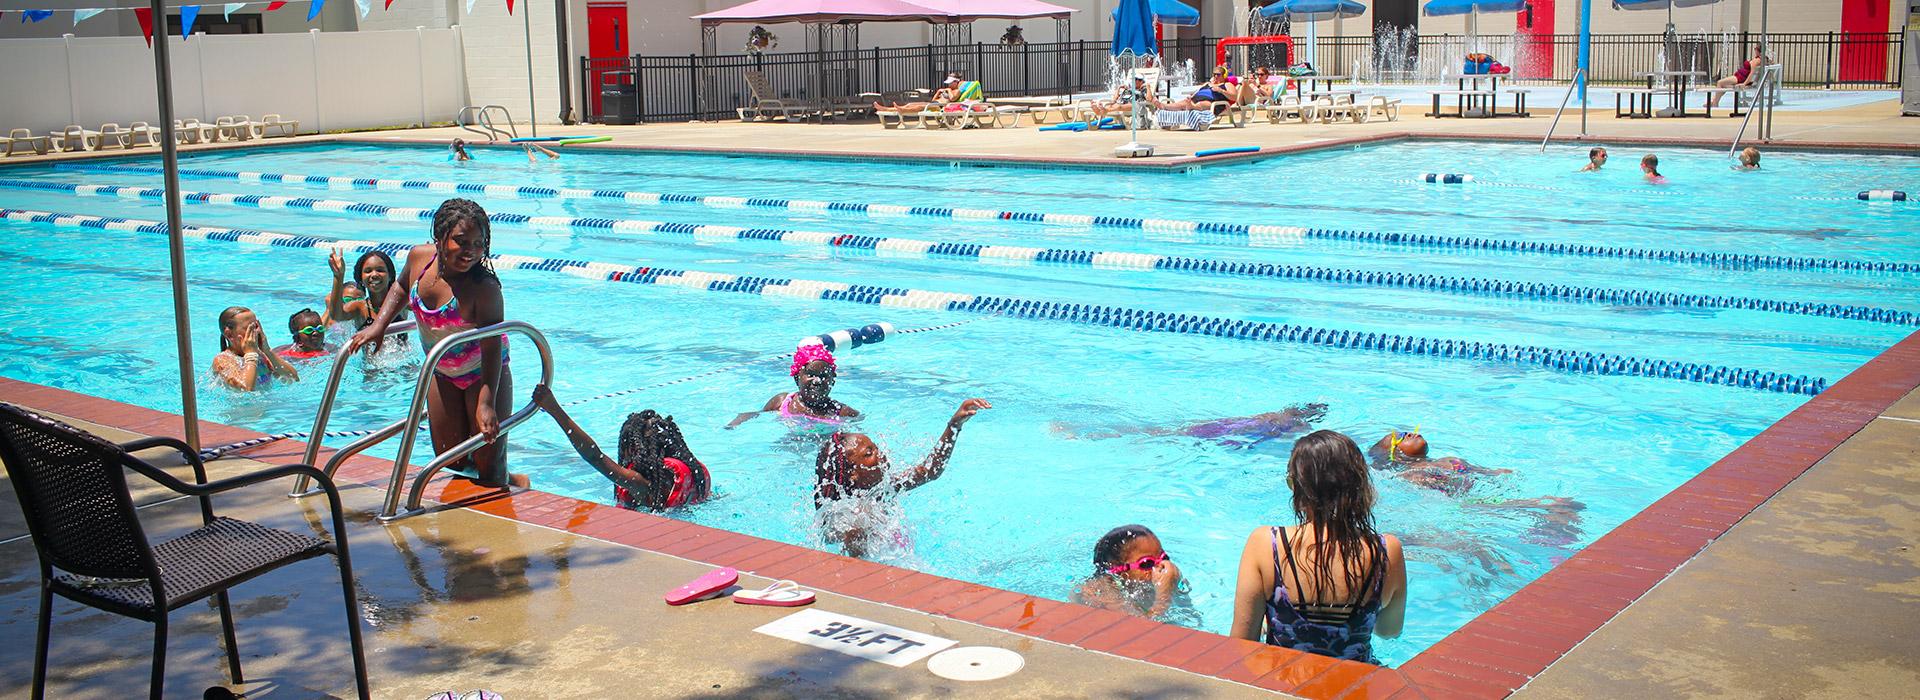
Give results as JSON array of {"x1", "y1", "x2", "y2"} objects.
[
  {"x1": 422, "y1": 692, "x2": 503, "y2": 700},
  {"x1": 663, "y1": 567, "x2": 815, "y2": 607}
]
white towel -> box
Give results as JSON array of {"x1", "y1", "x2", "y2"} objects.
[{"x1": 1153, "y1": 109, "x2": 1216, "y2": 131}]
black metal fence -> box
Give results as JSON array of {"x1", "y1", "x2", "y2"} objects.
[
  {"x1": 583, "y1": 32, "x2": 1901, "y2": 124},
  {"x1": 583, "y1": 38, "x2": 1218, "y2": 124},
  {"x1": 1308, "y1": 32, "x2": 1904, "y2": 88}
]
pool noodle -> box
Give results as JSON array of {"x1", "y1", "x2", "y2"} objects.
[
  {"x1": 558, "y1": 136, "x2": 612, "y2": 145},
  {"x1": 1193, "y1": 146, "x2": 1259, "y2": 157}
]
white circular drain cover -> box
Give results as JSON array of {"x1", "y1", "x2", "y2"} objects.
[{"x1": 926, "y1": 646, "x2": 1024, "y2": 682}]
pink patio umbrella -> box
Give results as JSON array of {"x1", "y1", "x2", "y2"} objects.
[{"x1": 694, "y1": 0, "x2": 951, "y2": 25}]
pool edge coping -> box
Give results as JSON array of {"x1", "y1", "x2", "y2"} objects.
[{"x1": 6, "y1": 327, "x2": 1919, "y2": 698}]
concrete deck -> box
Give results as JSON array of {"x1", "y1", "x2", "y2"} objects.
[
  {"x1": 3, "y1": 95, "x2": 1910, "y2": 170},
  {"x1": 0, "y1": 409, "x2": 1268, "y2": 699}
]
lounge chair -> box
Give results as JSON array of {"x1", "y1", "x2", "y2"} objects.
[
  {"x1": 127, "y1": 122, "x2": 165, "y2": 147},
  {"x1": 1356, "y1": 95, "x2": 1402, "y2": 123},
  {"x1": 1301, "y1": 95, "x2": 1361, "y2": 123},
  {"x1": 214, "y1": 116, "x2": 255, "y2": 141},
  {"x1": 55, "y1": 125, "x2": 102, "y2": 151},
  {"x1": 260, "y1": 114, "x2": 300, "y2": 137},
  {"x1": 175, "y1": 119, "x2": 220, "y2": 144},
  {"x1": 1259, "y1": 92, "x2": 1308, "y2": 123},
  {"x1": 96, "y1": 123, "x2": 137, "y2": 149},
  {"x1": 738, "y1": 70, "x2": 817, "y2": 122},
  {"x1": 3, "y1": 128, "x2": 53, "y2": 156}
]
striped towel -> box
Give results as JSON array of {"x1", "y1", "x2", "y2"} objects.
[{"x1": 1153, "y1": 109, "x2": 1216, "y2": 131}]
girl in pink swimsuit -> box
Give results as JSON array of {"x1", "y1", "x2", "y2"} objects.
[
  {"x1": 726, "y1": 344, "x2": 861, "y2": 431},
  {"x1": 349, "y1": 198, "x2": 525, "y2": 489}
]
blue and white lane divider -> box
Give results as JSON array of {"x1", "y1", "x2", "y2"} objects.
[
  {"x1": 61, "y1": 164, "x2": 1918, "y2": 275},
  {"x1": 9, "y1": 177, "x2": 1917, "y2": 329},
  {"x1": 0, "y1": 205, "x2": 1832, "y2": 396}
]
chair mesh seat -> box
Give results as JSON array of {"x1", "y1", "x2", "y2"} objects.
[{"x1": 56, "y1": 516, "x2": 330, "y2": 613}]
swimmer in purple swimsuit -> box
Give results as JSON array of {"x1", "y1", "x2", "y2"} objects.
[
  {"x1": 1056, "y1": 403, "x2": 1327, "y2": 447},
  {"x1": 727, "y1": 344, "x2": 860, "y2": 430},
  {"x1": 1368, "y1": 430, "x2": 1586, "y2": 545}
]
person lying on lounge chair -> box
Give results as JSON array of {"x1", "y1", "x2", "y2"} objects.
[{"x1": 1089, "y1": 76, "x2": 1156, "y2": 119}]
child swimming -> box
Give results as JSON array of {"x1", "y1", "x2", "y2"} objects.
[
  {"x1": 1735, "y1": 146, "x2": 1761, "y2": 171},
  {"x1": 347, "y1": 198, "x2": 525, "y2": 490},
  {"x1": 531, "y1": 385, "x2": 712, "y2": 511},
  {"x1": 1072, "y1": 524, "x2": 1186, "y2": 620},
  {"x1": 1641, "y1": 154, "x2": 1667, "y2": 184},
  {"x1": 1579, "y1": 147, "x2": 1608, "y2": 172},
  {"x1": 327, "y1": 248, "x2": 407, "y2": 352},
  {"x1": 813, "y1": 398, "x2": 990, "y2": 558},
  {"x1": 211, "y1": 306, "x2": 299, "y2": 390},
  {"x1": 727, "y1": 344, "x2": 860, "y2": 430},
  {"x1": 273, "y1": 308, "x2": 334, "y2": 360},
  {"x1": 1364, "y1": 430, "x2": 1511, "y2": 496},
  {"x1": 1056, "y1": 403, "x2": 1327, "y2": 448}
]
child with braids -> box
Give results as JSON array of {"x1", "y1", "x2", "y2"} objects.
[
  {"x1": 348, "y1": 198, "x2": 526, "y2": 489},
  {"x1": 813, "y1": 398, "x2": 991, "y2": 558},
  {"x1": 531, "y1": 385, "x2": 712, "y2": 510},
  {"x1": 1231, "y1": 430, "x2": 1407, "y2": 663}
]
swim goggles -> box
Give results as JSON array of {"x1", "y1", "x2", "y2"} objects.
[
  {"x1": 295, "y1": 325, "x2": 327, "y2": 337},
  {"x1": 1107, "y1": 552, "x2": 1170, "y2": 575},
  {"x1": 1388, "y1": 425, "x2": 1421, "y2": 462}
]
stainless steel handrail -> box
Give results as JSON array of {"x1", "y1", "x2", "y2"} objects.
[
  {"x1": 1730, "y1": 65, "x2": 1783, "y2": 155},
  {"x1": 379, "y1": 320, "x2": 554, "y2": 521},
  {"x1": 456, "y1": 105, "x2": 518, "y2": 142},
  {"x1": 288, "y1": 319, "x2": 417, "y2": 497},
  {"x1": 1540, "y1": 68, "x2": 1586, "y2": 152}
]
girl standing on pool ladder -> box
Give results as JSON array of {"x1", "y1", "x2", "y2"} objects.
[{"x1": 348, "y1": 198, "x2": 526, "y2": 490}]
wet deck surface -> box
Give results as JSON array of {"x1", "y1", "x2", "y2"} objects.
[{"x1": 0, "y1": 412, "x2": 1268, "y2": 699}]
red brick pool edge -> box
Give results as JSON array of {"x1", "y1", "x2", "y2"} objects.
[{"x1": 5, "y1": 328, "x2": 1917, "y2": 698}]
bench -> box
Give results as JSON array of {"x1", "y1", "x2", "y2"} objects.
[
  {"x1": 1428, "y1": 90, "x2": 1496, "y2": 118},
  {"x1": 1614, "y1": 88, "x2": 1657, "y2": 119}
]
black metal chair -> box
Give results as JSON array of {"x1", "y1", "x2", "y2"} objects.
[{"x1": 0, "y1": 403, "x2": 370, "y2": 700}]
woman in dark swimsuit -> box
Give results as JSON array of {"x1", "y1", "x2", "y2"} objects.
[
  {"x1": 1230, "y1": 430, "x2": 1407, "y2": 663},
  {"x1": 532, "y1": 385, "x2": 712, "y2": 511}
]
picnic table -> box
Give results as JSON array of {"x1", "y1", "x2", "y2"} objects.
[
  {"x1": 1431, "y1": 74, "x2": 1529, "y2": 118},
  {"x1": 1640, "y1": 70, "x2": 1708, "y2": 117},
  {"x1": 1290, "y1": 75, "x2": 1348, "y2": 100}
]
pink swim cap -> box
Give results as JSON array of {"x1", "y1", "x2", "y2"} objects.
[{"x1": 790, "y1": 344, "x2": 836, "y2": 376}]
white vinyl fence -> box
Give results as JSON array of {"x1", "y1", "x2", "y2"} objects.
[{"x1": 0, "y1": 27, "x2": 468, "y2": 136}]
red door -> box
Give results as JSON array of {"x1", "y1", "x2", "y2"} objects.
[
  {"x1": 1515, "y1": 0, "x2": 1555, "y2": 79},
  {"x1": 1839, "y1": 0, "x2": 1888, "y2": 83},
  {"x1": 587, "y1": 2, "x2": 628, "y2": 116}
]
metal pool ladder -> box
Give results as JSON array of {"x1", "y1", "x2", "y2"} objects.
[
  {"x1": 456, "y1": 105, "x2": 518, "y2": 142},
  {"x1": 1730, "y1": 64, "x2": 1783, "y2": 155},
  {"x1": 1540, "y1": 68, "x2": 1588, "y2": 152},
  {"x1": 289, "y1": 319, "x2": 557, "y2": 522}
]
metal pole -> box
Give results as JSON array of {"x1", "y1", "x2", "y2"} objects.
[
  {"x1": 148, "y1": 0, "x2": 199, "y2": 451},
  {"x1": 524, "y1": 3, "x2": 537, "y2": 136},
  {"x1": 553, "y1": 0, "x2": 572, "y2": 124}
]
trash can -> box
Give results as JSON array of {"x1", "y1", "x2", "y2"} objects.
[{"x1": 599, "y1": 70, "x2": 637, "y2": 125}]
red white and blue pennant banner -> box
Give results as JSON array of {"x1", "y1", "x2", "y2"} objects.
[{"x1": 20, "y1": 0, "x2": 518, "y2": 47}]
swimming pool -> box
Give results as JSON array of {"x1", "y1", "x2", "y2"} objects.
[{"x1": 2, "y1": 140, "x2": 1914, "y2": 666}]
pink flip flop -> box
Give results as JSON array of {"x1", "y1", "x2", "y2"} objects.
[
  {"x1": 664, "y1": 567, "x2": 739, "y2": 606},
  {"x1": 732, "y1": 580, "x2": 816, "y2": 607}
]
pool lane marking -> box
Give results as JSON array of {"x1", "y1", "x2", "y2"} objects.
[
  {"x1": 8, "y1": 178, "x2": 1916, "y2": 329},
  {"x1": 0, "y1": 205, "x2": 1832, "y2": 396},
  {"x1": 61, "y1": 163, "x2": 1920, "y2": 276}
]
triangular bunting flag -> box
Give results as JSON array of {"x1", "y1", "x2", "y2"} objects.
[
  {"x1": 506, "y1": 0, "x2": 515, "y2": 15},
  {"x1": 307, "y1": 0, "x2": 325, "y2": 21},
  {"x1": 385, "y1": 0, "x2": 395, "y2": 9},
  {"x1": 354, "y1": 0, "x2": 370, "y2": 19},
  {"x1": 24, "y1": 9, "x2": 55, "y2": 22},
  {"x1": 179, "y1": 5, "x2": 200, "y2": 37},
  {"x1": 223, "y1": 3, "x2": 246, "y2": 20},
  {"x1": 74, "y1": 8, "x2": 104, "y2": 25},
  {"x1": 464, "y1": 0, "x2": 477, "y2": 14},
  {"x1": 266, "y1": 1, "x2": 286, "y2": 10},
  {"x1": 134, "y1": 7, "x2": 154, "y2": 47}
]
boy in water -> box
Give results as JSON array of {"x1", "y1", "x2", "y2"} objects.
[
  {"x1": 1735, "y1": 147, "x2": 1761, "y2": 171},
  {"x1": 1579, "y1": 147, "x2": 1607, "y2": 172},
  {"x1": 814, "y1": 398, "x2": 990, "y2": 558},
  {"x1": 273, "y1": 308, "x2": 333, "y2": 360}
]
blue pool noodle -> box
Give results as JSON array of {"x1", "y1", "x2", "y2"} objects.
[
  {"x1": 1194, "y1": 147, "x2": 1260, "y2": 157},
  {"x1": 1040, "y1": 122, "x2": 1089, "y2": 132}
]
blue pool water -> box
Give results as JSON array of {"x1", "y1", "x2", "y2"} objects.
[{"x1": 2, "y1": 141, "x2": 1915, "y2": 665}]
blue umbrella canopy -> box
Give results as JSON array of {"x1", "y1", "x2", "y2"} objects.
[
  {"x1": 1110, "y1": 0, "x2": 1199, "y2": 28},
  {"x1": 1421, "y1": 0, "x2": 1526, "y2": 16},
  {"x1": 1110, "y1": 0, "x2": 1159, "y2": 57},
  {"x1": 1259, "y1": 0, "x2": 1364, "y2": 21}
]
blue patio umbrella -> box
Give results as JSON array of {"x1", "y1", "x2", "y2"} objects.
[
  {"x1": 1111, "y1": 0, "x2": 1157, "y2": 154},
  {"x1": 1422, "y1": 0, "x2": 1525, "y2": 43},
  {"x1": 1110, "y1": 0, "x2": 1198, "y2": 28},
  {"x1": 1258, "y1": 0, "x2": 1365, "y2": 67}
]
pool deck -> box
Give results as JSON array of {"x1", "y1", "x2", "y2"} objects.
[{"x1": 3, "y1": 96, "x2": 1920, "y2": 698}]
